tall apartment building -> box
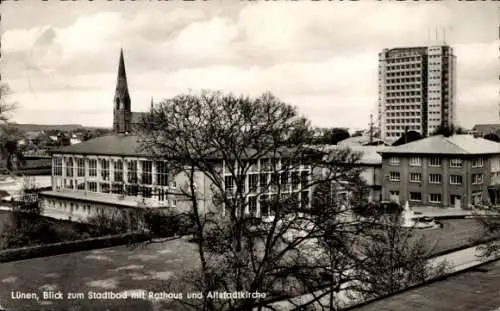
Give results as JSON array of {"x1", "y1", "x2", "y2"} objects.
[{"x1": 378, "y1": 45, "x2": 456, "y2": 140}]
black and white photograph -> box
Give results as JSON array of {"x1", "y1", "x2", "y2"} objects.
[{"x1": 0, "y1": 1, "x2": 499, "y2": 311}]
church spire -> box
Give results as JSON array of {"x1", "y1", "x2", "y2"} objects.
[
  {"x1": 115, "y1": 48, "x2": 130, "y2": 103},
  {"x1": 113, "y1": 48, "x2": 132, "y2": 134}
]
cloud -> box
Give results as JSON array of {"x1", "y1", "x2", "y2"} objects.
[{"x1": 2, "y1": 2, "x2": 498, "y2": 129}]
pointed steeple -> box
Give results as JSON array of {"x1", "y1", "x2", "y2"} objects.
[
  {"x1": 113, "y1": 48, "x2": 132, "y2": 134},
  {"x1": 150, "y1": 97, "x2": 154, "y2": 110},
  {"x1": 115, "y1": 48, "x2": 130, "y2": 108}
]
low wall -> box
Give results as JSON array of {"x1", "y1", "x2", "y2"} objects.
[{"x1": 0, "y1": 231, "x2": 152, "y2": 263}]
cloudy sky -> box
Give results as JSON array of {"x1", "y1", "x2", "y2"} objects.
[{"x1": 1, "y1": 1, "x2": 498, "y2": 129}]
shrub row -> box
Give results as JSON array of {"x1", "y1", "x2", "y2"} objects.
[{"x1": 0, "y1": 231, "x2": 152, "y2": 263}]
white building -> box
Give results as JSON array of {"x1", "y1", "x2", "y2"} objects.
[{"x1": 378, "y1": 45, "x2": 456, "y2": 140}]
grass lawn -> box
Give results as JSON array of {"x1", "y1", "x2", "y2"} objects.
[{"x1": 0, "y1": 218, "x2": 486, "y2": 311}]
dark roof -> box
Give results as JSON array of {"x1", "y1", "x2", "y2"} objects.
[
  {"x1": 349, "y1": 259, "x2": 500, "y2": 311},
  {"x1": 52, "y1": 134, "x2": 146, "y2": 157},
  {"x1": 51, "y1": 134, "x2": 318, "y2": 160},
  {"x1": 472, "y1": 124, "x2": 500, "y2": 135},
  {"x1": 379, "y1": 135, "x2": 500, "y2": 155},
  {"x1": 131, "y1": 112, "x2": 146, "y2": 124}
]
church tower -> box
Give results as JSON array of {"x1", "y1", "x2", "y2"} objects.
[{"x1": 113, "y1": 49, "x2": 131, "y2": 134}]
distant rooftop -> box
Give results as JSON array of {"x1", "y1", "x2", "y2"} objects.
[
  {"x1": 379, "y1": 135, "x2": 500, "y2": 155},
  {"x1": 319, "y1": 145, "x2": 384, "y2": 165},
  {"x1": 472, "y1": 124, "x2": 500, "y2": 135},
  {"x1": 338, "y1": 136, "x2": 389, "y2": 147},
  {"x1": 349, "y1": 259, "x2": 500, "y2": 311}
]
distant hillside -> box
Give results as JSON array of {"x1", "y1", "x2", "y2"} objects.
[{"x1": 7, "y1": 123, "x2": 111, "y2": 132}]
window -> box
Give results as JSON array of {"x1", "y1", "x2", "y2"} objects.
[
  {"x1": 301, "y1": 191, "x2": 310, "y2": 208},
  {"x1": 449, "y1": 159, "x2": 463, "y2": 168},
  {"x1": 409, "y1": 157, "x2": 422, "y2": 166},
  {"x1": 429, "y1": 157, "x2": 441, "y2": 166},
  {"x1": 76, "y1": 158, "x2": 85, "y2": 177},
  {"x1": 54, "y1": 157, "x2": 63, "y2": 176},
  {"x1": 472, "y1": 158, "x2": 484, "y2": 168},
  {"x1": 248, "y1": 196, "x2": 257, "y2": 216},
  {"x1": 66, "y1": 158, "x2": 74, "y2": 177},
  {"x1": 300, "y1": 171, "x2": 309, "y2": 188},
  {"x1": 259, "y1": 173, "x2": 268, "y2": 188},
  {"x1": 141, "y1": 186, "x2": 152, "y2": 198},
  {"x1": 127, "y1": 160, "x2": 138, "y2": 184},
  {"x1": 389, "y1": 157, "x2": 400, "y2": 166},
  {"x1": 389, "y1": 172, "x2": 400, "y2": 181},
  {"x1": 100, "y1": 182, "x2": 110, "y2": 193},
  {"x1": 409, "y1": 192, "x2": 422, "y2": 201},
  {"x1": 249, "y1": 174, "x2": 258, "y2": 192},
  {"x1": 89, "y1": 159, "x2": 97, "y2": 177},
  {"x1": 87, "y1": 181, "x2": 97, "y2": 192},
  {"x1": 429, "y1": 193, "x2": 442, "y2": 203},
  {"x1": 429, "y1": 174, "x2": 442, "y2": 184},
  {"x1": 450, "y1": 175, "x2": 463, "y2": 185},
  {"x1": 155, "y1": 161, "x2": 168, "y2": 186},
  {"x1": 472, "y1": 174, "x2": 483, "y2": 185},
  {"x1": 259, "y1": 196, "x2": 269, "y2": 217},
  {"x1": 111, "y1": 183, "x2": 123, "y2": 194},
  {"x1": 125, "y1": 184, "x2": 139, "y2": 196},
  {"x1": 410, "y1": 173, "x2": 422, "y2": 182},
  {"x1": 100, "y1": 159, "x2": 109, "y2": 181},
  {"x1": 291, "y1": 172, "x2": 300, "y2": 189},
  {"x1": 225, "y1": 176, "x2": 234, "y2": 192},
  {"x1": 270, "y1": 173, "x2": 280, "y2": 186},
  {"x1": 114, "y1": 160, "x2": 123, "y2": 182},
  {"x1": 141, "y1": 161, "x2": 153, "y2": 185}
]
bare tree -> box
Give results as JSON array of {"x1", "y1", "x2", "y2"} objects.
[
  {"x1": 139, "y1": 91, "x2": 372, "y2": 311},
  {"x1": 354, "y1": 216, "x2": 451, "y2": 299},
  {"x1": 139, "y1": 91, "x2": 453, "y2": 311}
]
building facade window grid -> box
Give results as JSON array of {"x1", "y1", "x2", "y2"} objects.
[
  {"x1": 472, "y1": 158, "x2": 484, "y2": 168},
  {"x1": 141, "y1": 160, "x2": 153, "y2": 185},
  {"x1": 429, "y1": 173, "x2": 442, "y2": 184},
  {"x1": 389, "y1": 157, "x2": 400, "y2": 166},
  {"x1": 429, "y1": 157, "x2": 441, "y2": 166},
  {"x1": 54, "y1": 157, "x2": 63, "y2": 176},
  {"x1": 410, "y1": 173, "x2": 422, "y2": 182},
  {"x1": 449, "y1": 159, "x2": 463, "y2": 168},
  {"x1": 66, "y1": 158, "x2": 74, "y2": 177},
  {"x1": 409, "y1": 192, "x2": 422, "y2": 201},
  {"x1": 89, "y1": 159, "x2": 97, "y2": 177},
  {"x1": 429, "y1": 193, "x2": 442, "y2": 203},
  {"x1": 450, "y1": 175, "x2": 463, "y2": 185},
  {"x1": 114, "y1": 160, "x2": 124, "y2": 182},
  {"x1": 76, "y1": 158, "x2": 85, "y2": 177},
  {"x1": 472, "y1": 174, "x2": 484, "y2": 185},
  {"x1": 409, "y1": 157, "x2": 422, "y2": 166},
  {"x1": 155, "y1": 161, "x2": 168, "y2": 186},
  {"x1": 389, "y1": 172, "x2": 400, "y2": 181}
]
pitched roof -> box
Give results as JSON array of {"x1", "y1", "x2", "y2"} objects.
[
  {"x1": 337, "y1": 136, "x2": 388, "y2": 147},
  {"x1": 379, "y1": 134, "x2": 500, "y2": 155},
  {"x1": 52, "y1": 135, "x2": 146, "y2": 157},
  {"x1": 472, "y1": 123, "x2": 500, "y2": 134},
  {"x1": 313, "y1": 145, "x2": 383, "y2": 165},
  {"x1": 51, "y1": 135, "x2": 316, "y2": 160}
]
